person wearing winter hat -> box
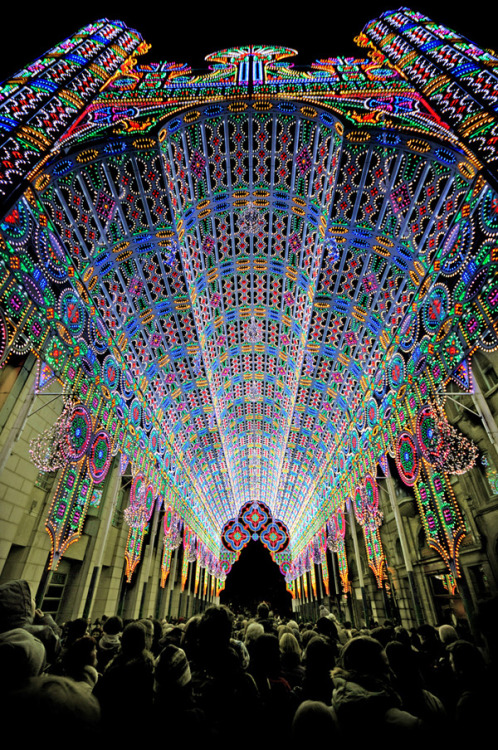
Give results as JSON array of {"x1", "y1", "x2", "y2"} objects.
[
  {"x1": 0, "y1": 578, "x2": 62, "y2": 687},
  {"x1": 332, "y1": 636, "x2": 422, "y2": 742},
  {"x1": 6, "y1": 674, "x2": 101, "y2": 742},
  {"x1": 438, "y1": 624, "x2": 458, "y2": 646},
  {"x1": 96, "y1": 615, "x2": 122, "y2": 672},
  {"x1": 154, "y1": 644, "x2": 191, "y2": 693},
  {"x1": 0, "y1": 579, "x2": 60, "y2": 666},
  {"x1": 63, "y1": 635, "x2": 99, "y2": 691},
  {"x1": 152, "y1": 645, "x2": 206, "y2": 742},
  {"x1": 0, "y1": 626, "x2": 46, "y2": 691}
]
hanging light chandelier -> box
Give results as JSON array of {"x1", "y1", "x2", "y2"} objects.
[
  {"x1": 123, "y1": 483, "x2": 149, "y2": 528},
  {"x1": 245, "y1": 315, "x2": 264, "y2": 344},
  {"x1": 422, "y1": 401, "x2": 479, "y2": 475},
  {"x1": 29, "y1": 398, "x2": 76, "y2": 473},
  {"x1": 238, "y1": 201, "x2": 262, "y2": 234}
]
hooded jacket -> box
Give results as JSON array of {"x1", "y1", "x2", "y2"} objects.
[
  {"x1": 0, "y1": 579, "x2": 61, "y2": 665},
  {"x1": 332, "y1": 669, "x2": 422, "y2": 741},
  {"x1": 0, "y1": 579, "x2": 34, "y2": 632}
]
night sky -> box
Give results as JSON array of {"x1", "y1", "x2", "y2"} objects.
[
  {"x1": 1, "y1": 2, "x2": 496, "y2": 83},
  {"x1": 220, "y1": 540, "x2": 292, "y2": 616}
]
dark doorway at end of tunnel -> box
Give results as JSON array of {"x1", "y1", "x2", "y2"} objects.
[{"x1": 220, "y1": 540, "x2": 292, "y2": 618}]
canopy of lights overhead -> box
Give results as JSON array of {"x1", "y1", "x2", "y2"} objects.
[{"x1": 0, "y1": 8, "x2": 497, "y2": 594}]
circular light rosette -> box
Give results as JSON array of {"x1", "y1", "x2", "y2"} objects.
[
  {"x1": 59, "y1": 288, "x2": 86, "y2": 336},
  {"x1": 149, "y1": 429, "x2": 160, "y2": 455},
  {"x1": 353, "y1": 485, "x2": 366, "y2": 524},
  {"x1": 163, "y1": 505, "x2": 175, "y2": 534},
  {"x1": 129, "y1": 399, "x2": 142, "y2": 428},
  {"x1": 416, "y1": 405, "x2": 443, "y2": 462},
  {"x1": 330, "y1": 509, "x2": 346, "y2": 540},
  {"x1": 143, "y1": 484, "x2": 155, "y2": 522},
  {"x1": 388, "y1": 353, "x2": 405, "y2": 391},
  {"x1": 349, "y1": 428, "x2": 359, "y2": 454},
  {"x1": 2, "y1": 200, "x2": 31, "y2": 243},
  {"x1": 279, "y1": 560, "x2": 291, "y2": 577},
  {"x1": 481, "y1": 189, "x2": 498, "y2": 233},
  {"x1": 260, "y1": 521, "x2": 289, "y2": 553},
  {"x1": 363, "y1": 473, "x2": 379, "y2": 513},
  {"x1": 102, "y1": 355, "x2": 120, "y2": 392},
  {"x1": 422, "y1": 284, "x2": 449, "y2": 335},
  {"x1": 88, "y1": 430, "x2": 112, "y2": 483},
  {"x1": 241, "y1": 501, "x2": 269, "y2": 533},
  {"x1": 63, "y1": 404, "x2": 93, "y2": 461},
  {"x1": 395, "y1": 431, "x2": 420, "y2": 486},
  {"x1": 163, "y1": 507, "x2": 182, "y2": 549},
  {"x1": 222, "y1": 520, "x2": 250, "y2": 552},
  {"x1": 367, "y1": 398, "x2": 378, "y2": 429},
  {"x1": 130, "y1": 473, "x2": 145, "y2": 505}
]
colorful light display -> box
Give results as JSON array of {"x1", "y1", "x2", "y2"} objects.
[{"x1": 0, "y1": 11, "x2": 496, "y2": 597}]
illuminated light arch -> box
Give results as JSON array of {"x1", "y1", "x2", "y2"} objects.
[
  {"x1": 0, "y1": 12, "x2": 496, "y2": 596},
  {"x1": 222, "y1": 502, "x2": 290, "y2": 554}
]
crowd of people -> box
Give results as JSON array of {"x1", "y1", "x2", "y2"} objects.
[{"x1": 1, "y1": 578, "x2": 497, "y2": 746}]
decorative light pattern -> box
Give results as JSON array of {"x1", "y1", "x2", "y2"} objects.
[
  {"x1": 415, "y1": 401, "x2": 478, "y2": 475},
  {"x1": 0, "y1": 15, "x2": 496, "y2": 593},
  {"x1": 222, "y1": 501, "x2": 290, "y2": 554},
  {"x1": 29, "y1": 399, "x2": 74, "y2": 472},
  {"x1": 482, "y1": 454, "x2": 498, "y2": 495}
]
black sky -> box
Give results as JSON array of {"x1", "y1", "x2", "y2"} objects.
[
  {"x1": 1, "y1": 3, "x2": 496, "y2": 83},
  {"x1": 220, "y1": 540, "x2": 292, "y2": 615}
]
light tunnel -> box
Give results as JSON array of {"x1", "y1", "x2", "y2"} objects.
[{"x1": 0, "y1": 11, "x2": 497, "y2": 614}]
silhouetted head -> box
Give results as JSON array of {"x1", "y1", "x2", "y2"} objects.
[
  {"x1": 341, "y1": 636, "x2": 387, "y2": 679},
  {"x1": 257, "y1": 602, "x2": 269, "y2": 620},
  {"x1": 121, "y1": 622, "x2": 147, "y2": 658},
  {"x1": 198, "y1": 605, "x2": 233, "y2": 656},
  {"x1": 103, "y1": 616, "x2": 123, "y2": 636}
]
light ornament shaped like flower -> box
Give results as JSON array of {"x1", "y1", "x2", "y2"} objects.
[
  {"x1": 247, "y1": 381, "x2": 261, "y2": 402},
  {"x1": 422, "y1": 401, "x2": 479, "y2": 475},
  {"x1": 187, "y1": 538, "x2": 198, "y2": 563},
  {"x1": 30, "y1": 399, "x2": 77, "y2": 473},
  {"x1": 239, "y1": 202, "x2": 263, "y2": 234},
  {"x1": 245, "y1": 316, "x2": 263, "y2": 344},
  {"x1": 124, "y1": 483, "x2": 149, "y2": 529}
]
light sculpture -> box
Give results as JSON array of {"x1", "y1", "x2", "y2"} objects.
[{"x1": 0, "y1": 10, "x2": 496, "y2": 602}]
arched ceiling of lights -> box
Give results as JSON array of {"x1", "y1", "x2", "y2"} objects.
[{"x1": 0, "y1": 7, "x2": 496, "y2": 589}]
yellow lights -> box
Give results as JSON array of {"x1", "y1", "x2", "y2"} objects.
[{"x1": 76, "y1": 148, "x2": 99, "y2": 163}]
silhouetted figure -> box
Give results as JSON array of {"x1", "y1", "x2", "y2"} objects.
[
  {"x1": 190, "y1": 605, "x2": 260, "y2": 740},
  {"x1": 294, "y1": 635, "x2": 335, "y2": 705},
  {"x1": 332, "y1": 636, "x2": 422, "y2": 744},
  {"x1": 94, "y1": 621, "x2": 154, "y2": 744},
  {"x1": 96, "y1": 615, "x2": 122, "y2": 673}
]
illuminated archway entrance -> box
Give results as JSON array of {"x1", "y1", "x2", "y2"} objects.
[
  {"x1": 0, "y1": 11, "x2": 497, "y2": 623},
  {"x1": 220, "y1": 541, "x2": 292, "y2": 615}
]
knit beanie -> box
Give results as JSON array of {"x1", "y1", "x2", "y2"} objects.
[{"x1": 154, "y1": 645, "x2": 191, "y2": 691}]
